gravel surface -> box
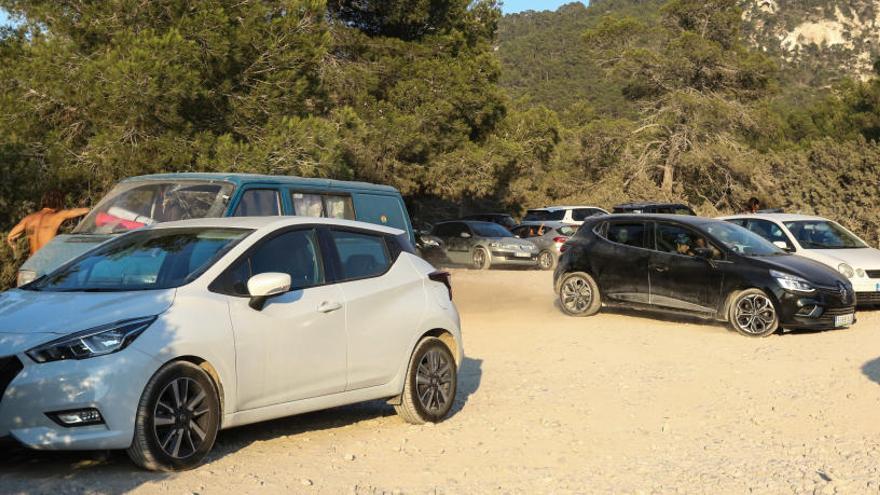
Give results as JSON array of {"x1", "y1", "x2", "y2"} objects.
[{"x1": 2, "y1": 269, "x2": 880, "y2": 494}]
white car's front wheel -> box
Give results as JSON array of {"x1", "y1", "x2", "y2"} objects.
[
  {"x1": 395, "y1": 337, "x2": 457, "y2": 424},
  {"x1": 127, "y1": 361, "x2": 221, "y2": 471}
]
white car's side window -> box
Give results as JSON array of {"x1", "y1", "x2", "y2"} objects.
[{"x1": 330, "y1": 230, "x2": 391, "y2": 281}]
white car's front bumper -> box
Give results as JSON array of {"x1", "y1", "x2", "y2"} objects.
[{"x1": 0, "y1": 347, "x2": 160, "y2": 450}]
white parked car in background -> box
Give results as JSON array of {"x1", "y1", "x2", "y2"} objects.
[
  {"x1": 719, "y1": 213, "x2": 880, "y2": 306},
  {"x1": 522, "y1": 205, "x2": 609, "y2": 226},
  {"x1": 0, "y1": 217, "x2": 461, "y2": 471}
]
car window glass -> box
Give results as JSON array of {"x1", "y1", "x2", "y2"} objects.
[
  {"x1": 228, "y1": 229, "x2": 324, "y2": 295},
  {"x1": 471, "y1": 222, "x2": 511, "y2": 237},
  {"x1": 656, "y1": 223, "x2": 722, "y2": 259},
  {"x1": 291, "y1": 193, "x2": 324, "y2": 217},
  {"x1": 572, "y1": 209, "x2": 596, "y2": 221},
  {"x1": 323, "y1": 195, "x2": 355, "y2": 220},
  {"x1": 783, "y1": 220, "x2": 867, "y2": 249},
  {"x1": 434, "y1": 223, "x2": 460, "y2": 237},
  {"x1": 331, "y1": 230, "x2": 391, "y2": 280},
  {"x1": 234, "y1": 189, "x2": 280, "y2": 217},
  {"x1": 747, "y1": 220, "x2": 792, "y2": 250},
  {"x1": 524, "y1": 210, "x2": 565, "y2": 222},
  {"x1": 606, "y1": 222, "x2": 647, "y2": 248}
]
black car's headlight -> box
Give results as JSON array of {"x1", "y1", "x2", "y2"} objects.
[
  {"x1": 27, "y1": 316, "x2": 157, "y2": 363},
  {"x1": 770, "y1": 270, "x2": 815, "y2": 293}
]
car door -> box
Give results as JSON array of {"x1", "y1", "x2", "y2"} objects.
[
  {"x1": 215, "y1": 227, "x2": 348, "y2": 410},
  {"x1": 441, "y1": 222, "x2": 471, "y2": 264},
  {"x1": 324, "y1": 228, "x2": 422, "y2": 390},
  {"x1": 648, "y1": 222, "x2": 725, "y2": 315},
  {"x1": 591, "y1": 221, "x2": 652, "y2": 304}
]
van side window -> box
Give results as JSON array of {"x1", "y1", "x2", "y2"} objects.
[
  {"x1": 233, "y1": 189, "x2": 281, "y2": 217},
  {"x1": 323, "y1": 195, "x2": 355, "y2": 220},
  {"x1": 605, "y1": 222, "x2": 648, "y2": 248},
  {"x1": 330, "y1": 230, "x2": 391, "y2": 280},
  {"x1": 292, "y1": 193, "x2": 324, "y2": 217}
]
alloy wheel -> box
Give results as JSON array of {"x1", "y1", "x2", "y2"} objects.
[
  {"x1": 539, "y1": 251, "x2": 553, "y2": 270},
  {"x1": 734, "y1": 294, "x2": 777, "y2": 335},
  {"x1": 152, "y1": 377, "x2": 211, "y2": 459},
  {"x1": 561, "y1": 276, "x2": 592, "y2": 314},
  {"x1": 416, "y1": 349, "x2": 453, "y2": 413},
  {"x1": 473, "y1": 249, "x2": 487, "y2": 269}
]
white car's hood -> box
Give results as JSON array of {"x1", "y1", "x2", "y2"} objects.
[
  {"x1": 0, "y1": 289, "x2": 175, "y2": 355},
  {"x1": 804, "y1": 248, "x2": 880, "y2": 270}
]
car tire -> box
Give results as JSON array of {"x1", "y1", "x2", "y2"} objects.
[
  {"x1": 558, "y1": 271, "x2": 601, "y2": 317},
  {"x1": 127, "y1": 361, "x2": 221, "y2": 472},
  {"x1": 394, "y1": 337, "x2": 457, "y2": 425},
  {"x1": 727, "y1": 289, "x2": 779, "y2": 338},
  {"x1": 537, "y1": 250, "x2": 556, "y2": 271},
  {"x1": 472, "y1": 247, "x2": 491, "y2": 270}
]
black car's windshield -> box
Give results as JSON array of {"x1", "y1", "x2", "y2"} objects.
[
  {"x1": 471, "y1": 223, "x2": 513, "y2": 237},
  {"x1": 702, "y1": 222, "x2": 784, "y2": 257},
  {"x1": 27, "y1": 228, "x2": 251, "y2": 292},
  {"x1": 524, "y1": 209, "x2": 564, "y2": 222},
  {"x1": 75, "y1": 180, "x2": 235, "y2": 234},
  {"x1": 784, "y1": 220, "x2": 867, "y2": 249}
]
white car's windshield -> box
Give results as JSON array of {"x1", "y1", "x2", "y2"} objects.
[
  {"x1": 27, "y1": 228, "x2": 251, "y2": 292},
  {"x1": 784, "y1": 220, "x2": 868, "y2": 249},
  {"x1": 75, "y1": 180, "x2": 234, "y2": 234},
  {"x1": 702, "y1": 222, "x2": 785, "y2": 257}
]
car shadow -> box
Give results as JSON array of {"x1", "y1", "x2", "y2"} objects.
[
  {"x1": 861, "y1": 357, "x2": 880, "y2": 385},
  {"x1": 0, "y1": 357, "x2": 484, "y2": 479}
]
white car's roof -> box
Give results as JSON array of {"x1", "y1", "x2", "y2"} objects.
[
  {"x1": 149, "y1": 216, "x2": 405, "y2": 235},
  {"x1": 718, "y1": 213, "x2": 830, "y2": 223},
  {"x1": 528, "y1": 205, "x2": 607, "y2": 211}
]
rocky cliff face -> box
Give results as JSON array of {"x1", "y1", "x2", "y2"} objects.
[{"x1": 741, "y1": 0, "x2": 880, "y2": 81}]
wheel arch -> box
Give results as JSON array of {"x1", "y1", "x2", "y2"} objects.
[
  {"x1": 419, "y1": 328, "x2": 460, "y2": 367},
  {"x1": 163, "y1": 355, "x2": 226, "y2": 420}
]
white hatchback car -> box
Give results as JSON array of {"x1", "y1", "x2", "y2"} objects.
[
  {"x1": 0, "y1": 217, "x2": 461, "y2": 471},
  {"x1": 720, "y1": 213, "x2": 880, "y2": 306}
]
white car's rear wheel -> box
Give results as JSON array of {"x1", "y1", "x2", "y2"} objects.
[{"x1": 395, "y1": 337, "x2": 457, "y2": 424}]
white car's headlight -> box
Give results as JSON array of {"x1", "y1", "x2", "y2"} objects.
[
  {"x1": 838, "y1": 263, "x2": 855, "y2": 279},
  {"x1": 16, "y1": 270, "x2": 37, "y2": 287},
  {"x1": 27, "y1": 316, "x2": 157, "y2": 363},
  {"x1": 856, "y1": 268, "x2": 866, "y2": 278},
  {"x1": 771, "y1": 270, "x2": 815, "y2": 293}
]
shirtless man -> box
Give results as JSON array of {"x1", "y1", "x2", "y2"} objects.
[{"x1": 6, "y1": 191, "x2": 90, "y2": 257}]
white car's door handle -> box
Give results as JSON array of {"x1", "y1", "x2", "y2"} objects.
[{"x1": 317, "y1": 301, "x2": 343, "y2": 313}]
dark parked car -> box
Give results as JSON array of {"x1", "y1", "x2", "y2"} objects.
[
  {"x1": 554, "y1": 215, "x2": 856, "y2": 337},
  {"x1": 613, "y1": 202, "x2": 696, "y2": 216},
  {"x1": 461, "y1": 213, "x2": 518, "y2": 231},
  {"x1": 430, "y1": 220, "x2": 538, "y2": 270}
]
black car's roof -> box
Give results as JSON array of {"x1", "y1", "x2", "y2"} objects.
[
  {"x1": 591, "y1": 214, "x2": 718, "y2": 227},
  {"x1": 614, "y1": 202, "x2": 691, "y2": 208}
]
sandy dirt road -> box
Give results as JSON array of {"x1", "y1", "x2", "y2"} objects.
[{"x1": 3, "y1": 269, "x2": 880, "y2": 494}]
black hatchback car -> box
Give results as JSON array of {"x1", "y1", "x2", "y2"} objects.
[{"x1": 554, "y1": 215, "x2": 856, "y2": 337}]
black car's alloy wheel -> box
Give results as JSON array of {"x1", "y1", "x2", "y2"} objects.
[
  {"x1": 729, "y1": 289, "x2": 779, "y2": 337},
  {"x1": 395, "y1": 337, "x2": 457, "y2": 424},
  {"x1": 558, "y1": 272, "x2": 601, "y2": 317},
  {"x1": 128, "y1": 361, "x2": 220, "y2": 471}
]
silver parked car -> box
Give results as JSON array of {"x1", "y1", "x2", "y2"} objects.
[
  {"x1": 429, "y1": 221, "x2": 538, "y2": 269},
  {"x1": 511, "y1": 221, "x2": 578, "y2": 270}
]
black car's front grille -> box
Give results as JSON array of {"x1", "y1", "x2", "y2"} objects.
[
  {"x1": 823, "y1": 306, "x2": 856, "y2": 317},
  {"x1": 866, "y1": 270, "x2": 880, "y2": 279},
  {"x1": 0, "y1": 356, "x2": 23, "y2": 404},
  {"x1": 856, "y1": 292, "x2": 880, "y2": 306}
]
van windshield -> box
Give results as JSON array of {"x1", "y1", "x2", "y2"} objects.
[{"x1": 75, "y1": 181, "x2": 235, "y2": 234}]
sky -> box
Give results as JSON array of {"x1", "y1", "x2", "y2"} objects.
[
  {"x1": 0, "y1": 2, "x2": 587, "y2": 25},
  {"x1": 502, "y1": 0, "x2": 586, "y2": 14}
]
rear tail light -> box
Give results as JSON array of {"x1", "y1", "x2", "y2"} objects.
[
  {"x1": 429, "y1": 271, "x2": 453, "y2": 301},
  {"x1": 553, "y1": 236, "x2": 568, "y2": 244},
  {"x1": 559, "y1": 243, "x2": 571, "y2": 254}
]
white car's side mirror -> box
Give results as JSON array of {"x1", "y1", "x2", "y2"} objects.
[{"x1": 247, "y1": 272, "x2": 291, "y2": 310}]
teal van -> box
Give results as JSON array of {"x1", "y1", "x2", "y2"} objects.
[{"x1": 17, "y1": 173, "x2": 415, "y2": 286}]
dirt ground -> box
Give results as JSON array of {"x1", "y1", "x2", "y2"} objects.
[{"x1": 3, "y1": 269, "x2": 880, "y2": 494}]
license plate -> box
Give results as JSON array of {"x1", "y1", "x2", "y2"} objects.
[
  {"x1": 515, "y1": 252, "x2": 530, "y2": 258},
  {"x1": 876, "y1": 283, "x2": 880, "y2": 292},
  {"x1": 835, "y1": 313, "x2": 855, "y2": 327}
]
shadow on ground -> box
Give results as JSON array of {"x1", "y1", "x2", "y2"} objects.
[
  {"x1": 861, "y1": 357, "x2": 880, "y2": 385},
  {"x1": 0, "y1": 357, "x2": 483, "y2": 484}
]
